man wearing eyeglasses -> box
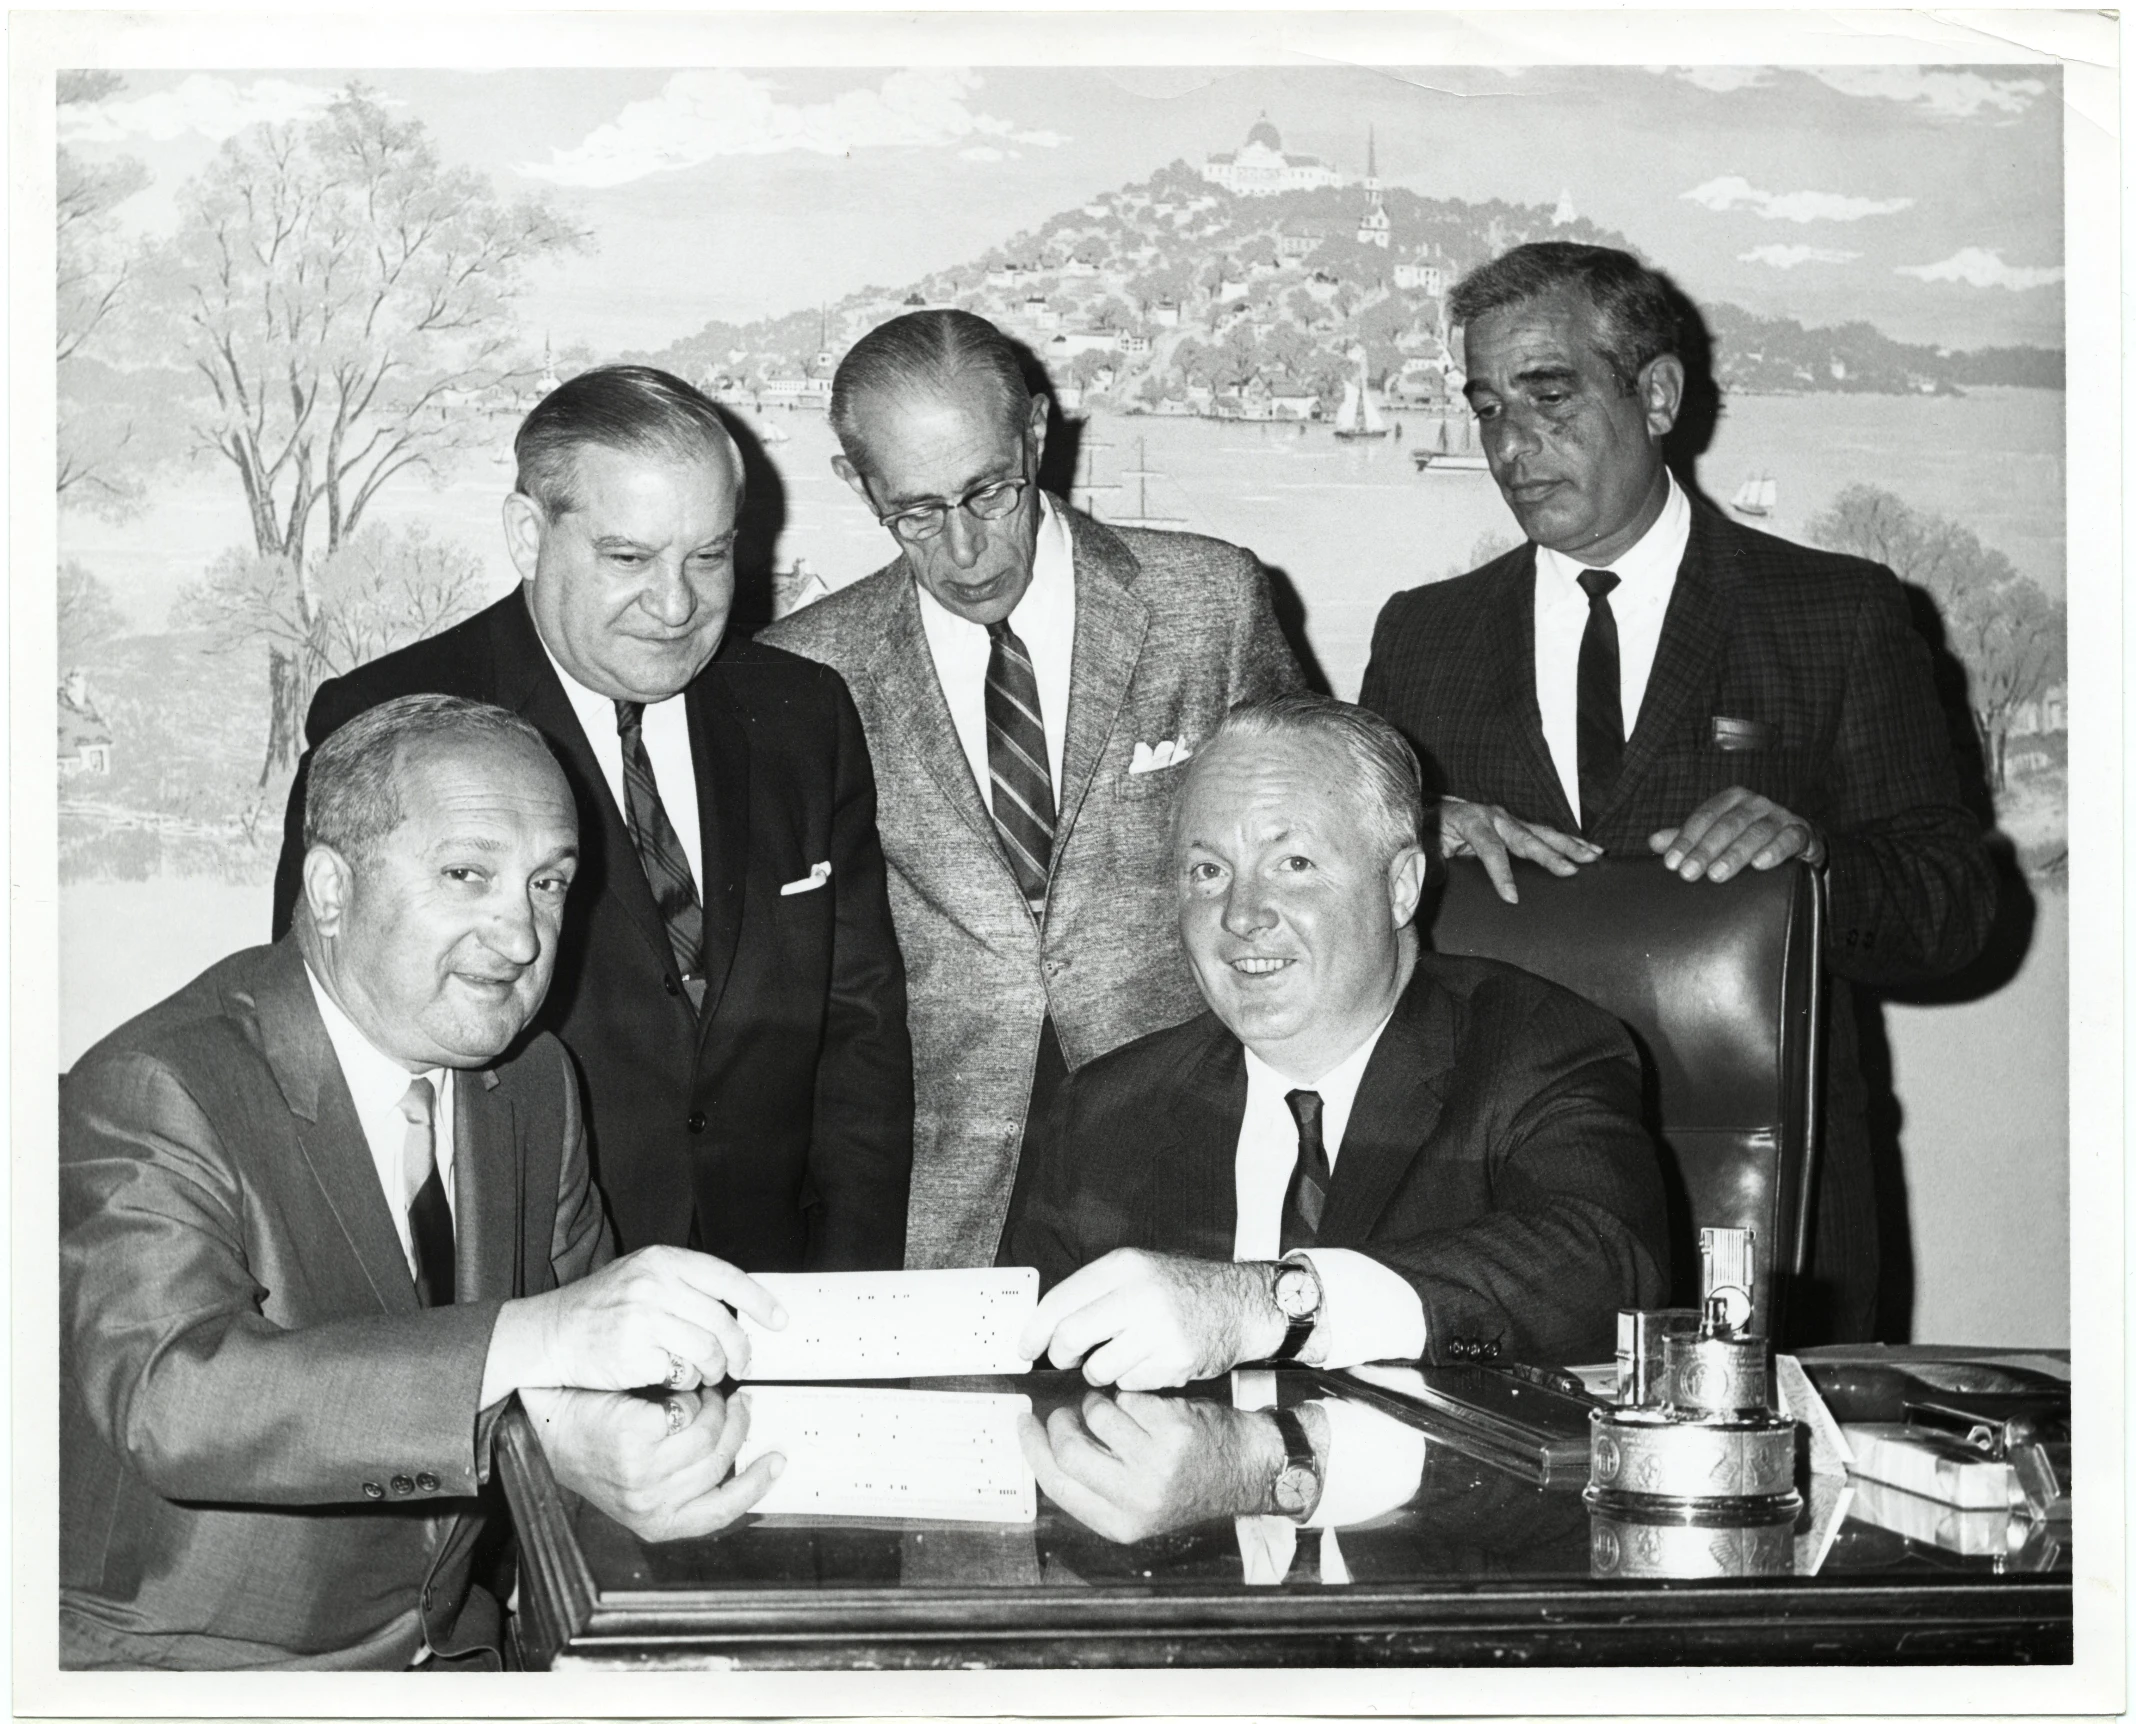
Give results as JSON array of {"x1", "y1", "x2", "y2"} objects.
[
  {"x1": 762, "y1": 310, "x2": 1302, "y2": 1270},
  {"x1": 272, "y1": 366, "x2": 914, "y2": 1275}
]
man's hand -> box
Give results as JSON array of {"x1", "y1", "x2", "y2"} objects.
[
  {"x1": 1440, "y1": 796, "x2": 1601, "y2": 904},
  {"x1": 1018, "y1": 1250, "x2": 1282, "y2": 1390},
  {"x1": 483, "y1": 1246, "x2": 787, "y2": 1405},
  {"x1": 521, "y1": 1386, "x2": 783, "y2": 1544},
  {"x1": 1018, "y1": 1391, "x2": 1278, "y2": 1543},
  {"x1": 1649, "y1": 787, "x2": 1825, "y2": 883}
]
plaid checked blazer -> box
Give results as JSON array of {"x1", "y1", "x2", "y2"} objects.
[{"x1": 1359, "y1": 497, "x2": 1997, "y2": 988}]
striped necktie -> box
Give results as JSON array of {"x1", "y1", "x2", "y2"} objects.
[
  {"x1": 1281, "y1": 1088, "x2": 1331, "y2": 1251},
  {"x1": 984, "y1": 619, "x2": 1055, "y2": 918},
  {"x1": 1575, "y1": 568, "x2": 1624, "y2": 835},
  {"x1": 397, "y1": 1077, "x2": 455, "y2": 1307},
  {"x1": 615, "y1": 700, "x2": 706, "y2": 1009}
]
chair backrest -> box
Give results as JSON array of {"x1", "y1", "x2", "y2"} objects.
[{"x1": 1429, "y1": 855, "x2": 1823, "y2": 1339}]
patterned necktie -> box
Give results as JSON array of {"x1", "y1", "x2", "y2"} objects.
[
  {"x1": 1575, "y1": 568, "x2": 1624, "y2": 835},
  {"x1": 984, "y1": 619, "x2": 1055, "y2": 918},
  {"x1": 615, "y1": 700, "x2": 706, "y2": 1009},
  {"x1": 1281, "y1": 1088, "x2": 1331, "y2": 1252},
  {"x1": 398, "y1": 1077, "x2": 455, "y2": 1308}
]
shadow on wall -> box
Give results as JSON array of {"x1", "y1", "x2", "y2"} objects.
[{"x1": 721, "y1": 407, "x2": 789, "y2": 638}]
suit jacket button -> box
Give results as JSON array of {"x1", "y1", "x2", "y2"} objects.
[
  {"x1": 686, "y1": 1111, "x2": 707, "y2": 1134},
  {"x1": 391, "y1": 1474, "x2": 415, "y2": 1495},
  {"x1": 362, "y1": 1481, "x2": 386, "y2": 1500},
  {"x1": 416, "y1": 1472, "x2": 440, "y2": 1492},
  {"x1": 1482, "y1": 1342, "x2": 1502, "y2": 1360},
  {"x1": 663, "y1": 974, "x2": 681, "y2": 997}
]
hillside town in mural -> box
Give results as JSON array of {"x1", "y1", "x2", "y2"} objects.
[{"x1": 53, "y1": 73, "x2": 2068, "y2": 924}]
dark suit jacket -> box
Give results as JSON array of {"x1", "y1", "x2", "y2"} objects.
[
  {"x1": 60, "y1": 939, "x2": 610, "y2": 1670},
  {"x1": 1004, "y1": 954, "x2": 1670, "y2": 1367},
  {"x1": 270, "y1": 591, "x2": 914, "y2": 1267},
  {"x1": 1358, "y1": 497, "x2": 1996, "y2": 987}
]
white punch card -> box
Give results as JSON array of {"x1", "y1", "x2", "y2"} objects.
[
  {"x1": 733, "y1": 1385, "x2": 1036, "y2": 1523},
  {"x1": 736, "y1": 1266, "x2": 1040, "y2": 1380}
]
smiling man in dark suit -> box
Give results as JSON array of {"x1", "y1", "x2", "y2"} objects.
[
  {"x1": 1007, "y1": 694, "x2": 1668, "y2": 1386},
  {"x1": 271, "y1": 367, "x2": 912, "y2": 1269},
  {"x1": 1357, "y1": 242, "x2": 1997, "y2": 1343}
]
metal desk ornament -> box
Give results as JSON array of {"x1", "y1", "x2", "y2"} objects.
[{"x1": 1587, "y1": 1227, "x2": 1805, "y2": 1579}]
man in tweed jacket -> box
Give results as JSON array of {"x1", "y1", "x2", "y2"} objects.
[
  {"x1": 763, "y1": 311, "x2": 1301, "y2": 1268},
  {"x1": 1360, "y1": 244, "x2": 1995, "y2": 1343}
]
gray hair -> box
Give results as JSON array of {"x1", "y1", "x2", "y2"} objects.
[
  {"x1": 1449, "y1": 242, "x2": 1681, "y2": 392},
  {"x1": 829, "y1": 309, "x2": 1034, "y2": 469},
  {"x1": 514, "y1": 364, "x2": 742, "y2": 517},
  {"x1": 305, "y1": 693, "x2": 555, "y2": 866},
  {"x1": 1197, "y1": 692, "x2": 1424, "y2": 866}
]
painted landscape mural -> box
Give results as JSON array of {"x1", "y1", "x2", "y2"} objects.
[{"x1": 52, "y1": 62, "x2": 2069, "y2": 1342}]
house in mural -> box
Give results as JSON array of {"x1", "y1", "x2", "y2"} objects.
[{"x1": 58, "y1": 670, "x2": 113, "y2": 779}]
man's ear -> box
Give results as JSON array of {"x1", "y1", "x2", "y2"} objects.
[
  {"x1": 302, "y1": 844, "x2": 357, "y2": 939},
  {"x1": 1637, "y1": 354, "x2": 1685, "y2": 441},
  {"x1": 831, "y1": 453, "x2": 875, "y2": 510},
  {"x1": 1387, "y1": 843, "x2": 1430, "y2": 932},
  {"x1": 502, "y1": 491, "x2": 546, "y2": 583},
  {"x1": 1025, "y1": 394, "x2": 1051, "y2": 471}
]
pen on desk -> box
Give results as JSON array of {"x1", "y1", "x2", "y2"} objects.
[{"x1": 1504, "y1": 1362, "x2": 1593, "y2": 1398}]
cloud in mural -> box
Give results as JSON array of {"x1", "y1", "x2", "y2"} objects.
[
  {"x1": 1808, "y1": 66, "x2": 2048, "y2": 119},
  {"x1": 521, "y1": 68, "x2": 1069, "y2": 186},
  {"x1": 1683, "y1": 174, "x2": 1914, "y2": 223},
  {"x1": 1739, "y1": 244, "x2": 1860, "y2": 269},
  {"x1": 1895, "y1": 247, "x2": 2064, "y2": 290},
  {"x1": 56, "y1": 74, "x2": 343, "y2": 145},
  {"x1": 1654, "y1": 66, "x2": 1772, "y2": 94}
]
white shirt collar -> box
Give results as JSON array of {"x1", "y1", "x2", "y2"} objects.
[
  {"x1": 304, "y1": 961, "x2": 443, "y2": 1114},
  {"x1": 1535, "y1": 468, "x2": 1691, "y2": 608},
  {"x1": 1241, "y1": 1003, "x2": 1398, "y2": 1166}
]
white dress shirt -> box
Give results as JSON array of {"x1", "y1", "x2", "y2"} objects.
[
  {"x1": 1234, "y1": 1014, "x2": 1428, "y2": 1368},
  {"x1": 304, "y1": 963, "x2": 456, "y2": 1278},
  {"x1": 914, "y1": 492, "x2": 1077, "y2": 809},
  {"x1": 1533, "y1": 470, "x2": 1692, "y2": 825},
  {"x1": 539, "y1": 635, "x2": 705, "y2": 895}
]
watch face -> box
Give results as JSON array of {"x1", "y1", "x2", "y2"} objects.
[
  {"x1": 1272, "y1": 1463, "x2": 1317, "y2": 1518},
  {"x1": 1274, "y1": 1266, "x2": 1319, "y2": 1320}
]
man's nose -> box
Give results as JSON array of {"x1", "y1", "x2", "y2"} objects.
[
  {"x1": 641, "y1": 559, "x2": 696, "y2": 627},
  {"x1": 485, "y1": 891, "x2": 544, "y2": 967},
  {"x1": 1487, "y1": 408, "x2": 1542, "y2": 465},
  {"x1": 1221, "y1": 877, "x2": 1277, "y2": 938},
  {"x1": 940, "y1": 508, "x2": 986, "y2": 572}
]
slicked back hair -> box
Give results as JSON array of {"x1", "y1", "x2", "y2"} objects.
[
  {"x1": 829, "y1": 310, "x2": 1034, "y2": 471},
  {"x1": 1192, "y1": 691, "x2": 1425, "y2": 870},
  {"x1": 1449, "y1": 242, "x2": 1681, "y2": 393},
  {"x1": 304, "y1": 693, "x2": 556, "y2": 871},
  {"x1": 514, "y1": 364, "x2": 743, "y2": 517}
]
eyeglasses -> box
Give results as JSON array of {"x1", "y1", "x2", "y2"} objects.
[{"x1": 874, "y1": 477, "x2": 1030, "y2": 544}]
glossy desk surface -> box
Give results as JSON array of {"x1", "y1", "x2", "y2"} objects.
[{"x1": 499, "y1": 1353, "x2": 2071, "y2": 1670}]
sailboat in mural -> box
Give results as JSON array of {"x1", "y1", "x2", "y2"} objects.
[
  {"x1": 1332, "y1": 344, "x2": 1388, "y2": 441},
  {"x1": 1731, "y1": 472, "x2": 1778, "y2": 517},
  {"x1": 1106, "y1": 436, "x2": 1187, "y2": 530},
  {"x1": 1067, "y1": 429, "x2": 1119, "y2": 518}
]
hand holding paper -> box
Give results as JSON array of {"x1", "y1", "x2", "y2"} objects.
[{"x1": 736, "y1": 1267, "x2": 1039, "y2": 1380}]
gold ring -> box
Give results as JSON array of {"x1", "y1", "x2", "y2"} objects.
[
  {"x1": 663, "y1": 1396, "x2": 688, "y2": 1436},
  {"x1": 664, "y1": 1352, "x2": 688, "y2": 1391}
]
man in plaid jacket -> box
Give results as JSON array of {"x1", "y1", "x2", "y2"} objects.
[{"x1": 1360, "y1": 243, "x2": 1995, "y2": 1344}]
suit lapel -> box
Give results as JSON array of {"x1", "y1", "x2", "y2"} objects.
[
  {"x1": 685, "y1": 665, "x2": 750, "y2": 1025},
  {"x1": 1485, "y1": 550, "x2": 1579, "y2": 833},
  {"x1": 1595, "y1": 501, "x2": 1737, "y2": 831},
  {"x1": 1156, "y1": 1021, "x2": 1247, "y2": 1261},
  {"x1": 451, "y1": 1068, "x2": 521, "y2": 1304},
  {"x1": 1320, "y1": 964, "x2": 1454, "y2": 1245},
  {"x1": 491, "y1": 593, "x2": 676, "y2": 983},
  {"x1": 254, "y1": 942, "x2": 420, "y2": 1315},
  {"x1": 864, "y1": 569, "x2": 1005, "y2": 857},
  {"x1": 1054, "y1": 512, "x2": 1151, "y2": 854}
]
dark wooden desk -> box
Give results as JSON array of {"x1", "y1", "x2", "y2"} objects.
[{"x1": 499, "y1": 1363, "x2": 2071, "y2": 1670}]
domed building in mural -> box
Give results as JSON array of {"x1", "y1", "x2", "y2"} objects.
[{"x1": 1201, "y1": 114, "x2": 1346, "y2": 197}]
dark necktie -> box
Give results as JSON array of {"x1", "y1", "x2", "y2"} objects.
[
  {"x1": 398, "y1": 1077, "x2": 455, "y2": 1308},
  {"x1": 1575, "y1": 568, "x2": 1624, "y2": 835},
  {"x1": 1281, "y1": 1088, "x2": 1331, "y2": 1252},
  {"x1": 615, "y1": 700, "x2": 706, "y2": 1008},
  {"x1": 984, "y1": 620, "x2": 1055, "y2": 918}
]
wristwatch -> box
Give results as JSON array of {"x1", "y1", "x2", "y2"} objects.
[
  {"x1": 1268, "y1": 1405, "x2": 1322, "y2": 1520},
  {"x1": 1267, "y1": 1257, "x2": 1323, "y2": 1362}
]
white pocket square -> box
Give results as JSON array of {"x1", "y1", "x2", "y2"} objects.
[
  {"x1": 1129, "y1": 738, "x2": 1194, "y2": 775},
  {"x1": 780, "y1": 860, "x2": 832, "y2": 895}
]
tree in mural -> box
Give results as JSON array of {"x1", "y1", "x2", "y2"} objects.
[
  {"x1": 1809, "y1": 484, "x2": 2067, "y2": 791},
  {"x1": 133, "y1": 82, "x2": 585, "y2": 781},
  {"x1": 58, "y1": 561, "x2": 128, "y2": 664}
]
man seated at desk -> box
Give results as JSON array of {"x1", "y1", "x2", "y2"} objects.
[
  {"x1": 1006, "y1": 692, "x2": 1669, "y2": 1388},
  {"x1": 60, "y1": 694, "x2": 782, "y2": 1671}
]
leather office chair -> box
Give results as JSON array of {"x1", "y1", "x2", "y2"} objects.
[{"x1": 1429, "y1": 855, "x2": 1823, "y2": 1340}]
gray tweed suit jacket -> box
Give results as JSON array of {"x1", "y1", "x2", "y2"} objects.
[{"x1": 761, "y1": 502, "x2": 1301, "y2": 1267}]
